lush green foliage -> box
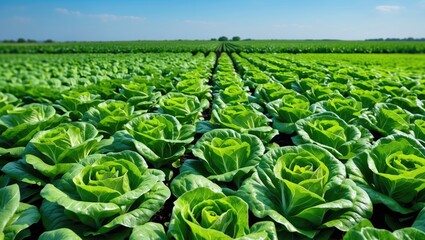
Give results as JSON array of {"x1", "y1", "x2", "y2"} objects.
[
  {"x1": 237, "y1": 145, "x2": 372, "y2": 238},
  {"x1": 40, "y1": 151, "x2": 170, "y2": 238},
  {"x1": 0, "y1": 48, "x2": 424, "y2": 239},
  {"x1": 168, "y1": 187, "x2": 277, "y2": 240}
]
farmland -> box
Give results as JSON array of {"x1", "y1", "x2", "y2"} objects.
[{"x1": 1, "y1": 41, "x2": 425, "y2": 239}]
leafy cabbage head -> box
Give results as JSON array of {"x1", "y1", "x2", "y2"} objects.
[
  {"x1": 171, "y1": 129, "x2": 265, "y2": 195},
  {"x1": 175, "y1": 78, "x2": 211, "y2": 100},
  {"x1": 2, "y1": 122, "x2": 102, "y2": 185},
  {"x1": 0, "y1": 103, "x2": 67, "y2": 151},
  {"x1": 254, "y1": 82, "x2": 293, "y2": 103},
  {"x1": 350, "y1": 89, "x2": 388, "y2": 110},
  {"x1": 237, "y1": 145, "x2": 372, "y2": 238},
  {"x1": 347, "y1": 134, "x2": 425, "y2": 214},
  {"x1": 293, "y1": 112, "x2": 372, "y2": 160},
  {"x1": 168, "y1": 187, "x2": 277, "y2": 240},
  {"x1": 212, "y1": 105, "x2": 278, "y2": 143},
  {"x1": 214, "y1": 85, "x2": 249, "y2": 108},
  {"x1": 124, "y1": 113, "x2": 195, "y2": 167},
  {"x1": 266, "y1": 94, "x2": 312, "y2": 134},
  {"x1": 118, "y1": 83, "x2": 161, "y2": 111},
  {"x1": 82, "y1": 100, "x2": 135, "y2": 136},
  {"x1": 311, "y1": 97, "x2": 363, "y2": 124},
  {"x1": 158, "y1": 92, "x2": 209, "y2": 124},
  {"x1": 57, "y1": 91, "x2": 102, "y2": 120},
  {"x1": 40, "y1": 151, "x2": 170, "y2": 238},
  {"x1": 359, "y1": 103, "x2": 411, "y2": 136}
]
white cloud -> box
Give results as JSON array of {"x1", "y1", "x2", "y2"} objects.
[
  {"x1": 55, "y1": 8, "x2": 81, "y2": 16},
  {"x1": 375, "y1": 5, "x2": 402, "y2": 13},
  {"x1": 88, "y1": 14, "x2": 145, "y2": 22},
  {"x1": 54, "y1": 8, "x2": 144, "y2": 22}
]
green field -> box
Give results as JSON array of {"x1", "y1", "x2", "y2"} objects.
[{"x1": 1, "y1": 41, "x2": 425, "y2": 239}]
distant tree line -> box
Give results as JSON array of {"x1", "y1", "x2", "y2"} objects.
[
  {"x1": 365, "y1": 37, "x2": 425, "y2": 41},
  {"x1": 211, "y1": 36, "x2": 246, "y2": 41},
  {"x1": 2, "y1": 38, "x2": 54, "y2": 43}
]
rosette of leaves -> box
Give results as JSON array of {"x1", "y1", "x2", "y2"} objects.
[
  {"x1": 213, "y1": 71, "x2": 244, "y2": 90},
  {"x1": 254, "y1": 82, "x2": 294, "y2": 103},
  {"x1": 2, "y1": 122, "x2": 102, "y2": 185},
  {"x1": 327, "y1": 81, "x2": 350, "y2": 95},
  {"x1": 379, "y1": 85, "x2": 409, "y2": 98},
  {"x1": 171, "y1": 129, "x2": 265, "y2": 196},
  {"x1": 346, "y1": 134, "x2": 425, "y2": 216},
  {"x1": 292, "y1": 78, "x2": 318, "y2": 93},
  {"x1": 350, "y1": 89, "x2": 389, "y2": 110},
  {"x1": 311, "y1": 97, "x2": 363, "y2": 124},
  {"x1": 237, "y1": 145, "x2": 372, "y2": 239},
  {"x1": 40, "y1": 151, "x2": 170, "y2": 238},
  {"x1": 213, "y1": 85, "x2": 251, "y2": 109},
  {"x1": 243, "y1": 69, "x2": 271, "y2": 89},
  {"x1": 305, "y1": 85, "x2": 343, "y2": 103},
  {"x1": 266, "y1": 94, "x2": 312, "y2": 134},
  {"x1": 175, "y1": 78, "x2": 211, "y2": 100},
  {"x1": 273, "y1": 71, "x2": 299, "y2": 89},
  {"x1": 82, "y1": 100, "x2": 136, "y2": 136},
  {"x1": 56, "y1": 91, "x2": 102, "y2": 120},
  {"x1": 0, "y1": 92, "x2": 19, "y2": 115},
  {"x1": 108, "y1": 113, "x2": 195, "y2": 168},
  {"x1": 0, "y1": 104, "x2": 67, "y2": 159},
  {"x1": 211, "y1": 105, "x2": 278, "y2": 143},
  {"x1": 0, "y1": 184, "x2": 40, "y2": 240},
  {"x1": 158, "y1": 92, "x2": 209, "y2": 124},
  {"x1": 343, "y1": 219, "x2": 425, "y2": 240},
  {"x1": 388, "y1": 94, "x2": 425, "y2": 115},
  {"x1": 168, "y1": 187, "x2": 277, "y2": 240},
  {"x1": 358, "y1": 103, "x2": 412, "y2": 137},
  {"x1": 118, "y1": 82, "x2": 161, "y2": 111},
  {"x1": 292, "y1": 112, "x2": 372, "y2": 160}
]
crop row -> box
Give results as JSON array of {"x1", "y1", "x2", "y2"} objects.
[
  {"x1": 0, "y1": 52, "x2": 424, "y2": 239},
  {"x1": 1, "y1": 40, "x2": 425, "y2": 54}
]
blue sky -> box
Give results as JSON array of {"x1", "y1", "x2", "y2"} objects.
[{"x1": 0, "y1": 0, "x2": 424, "y2": 41}]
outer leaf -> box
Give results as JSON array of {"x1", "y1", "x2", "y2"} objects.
[
  {"x1": 129, "y1": 222, "x2": 166, "y2": 240},
  {"x1": 170, "y1": 171, "x2": 222, "y2": 198},
  {"x1": 38, "y1": 228, "x2": 82, "y2": 240},
  {"x1": 0, "y1": 184, "x2": 20, "y2": 233}
]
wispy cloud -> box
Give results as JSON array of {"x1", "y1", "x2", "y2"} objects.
[
  {"x1": 88, "y1": 14, "x2": 145, "y2": 22},
  {"x1": 375, "y1": 5, "x2": 402, "y2": 13},
  {"x1": 54, "y1": 8, "x2": 144, "y2": 22},
  {"x1": 55, "y1": 8, "x2": 81, "y2": 16}
]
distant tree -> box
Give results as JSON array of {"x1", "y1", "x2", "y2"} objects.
[
  {"x1": 218, "y1": 36, "x2": 228, "y2": 41},
  {"x1": 17, "y1": 38, "x2": 26, "y2": 43},
  {"x1": 44, "y1": 39, "x2": 54, "y2": 43},
  {"x1": 210, "y1": 38, "x2": 217, "y2": 41},
  {"x1": 232, "y1": 36, "x2": 241, "y2": 41}
]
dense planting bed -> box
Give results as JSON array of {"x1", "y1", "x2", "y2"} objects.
[{"x1": 1, "y1": 49, "x2": 425, "y2": 239}]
